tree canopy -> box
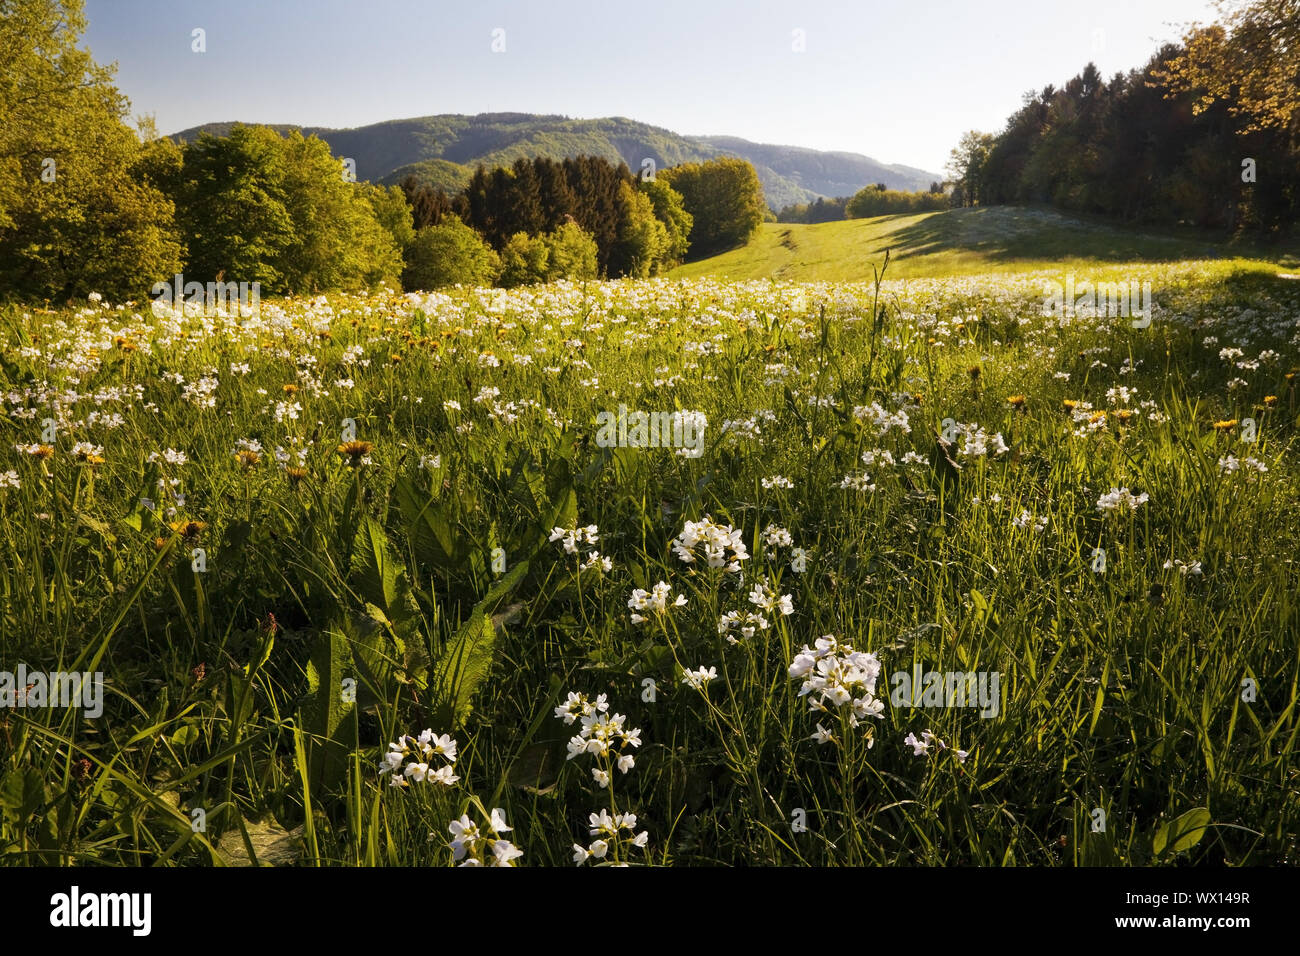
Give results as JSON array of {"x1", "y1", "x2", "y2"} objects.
[
  {"x1": 659, "y1": 158, "x2": 766, "y2": 259},
  {"x1": 0, "y1": 0, "x2": 182, "y2": 300}
]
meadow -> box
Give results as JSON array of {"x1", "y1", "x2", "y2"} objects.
[
  {"x1": 670, "y1": 206, "x2": 1300, "y2": 281},
  {"x1": 1, "y1": 256, "x2": 1297, "y2": 866}
]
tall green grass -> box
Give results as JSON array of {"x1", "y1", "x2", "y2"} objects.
[{"x1": 0, "y1": 260, "x2": 1296, "y2": 865}]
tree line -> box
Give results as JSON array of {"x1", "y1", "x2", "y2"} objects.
[
  {"x1": 776, "y1": 182, "x2": 949, "y2": 223},
  {"x1": 0, "y1": 0, "x2": 767, "y2": 302},
  {"x1": 397, "y1": 155, "x2": 704, "y2": 283},
  {"x1": 945, "y1": 0, "x2": 1298, "y2": 235},
  {"x1": 401, "y1": 154, "x2": 766, "y2": 268}
]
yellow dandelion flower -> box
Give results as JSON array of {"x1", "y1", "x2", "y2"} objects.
[
  {"x1": 337, "y1": 440, "x2": 373, "y2": 464},
  {"x1": 169, "y1": 520, "x2": 207, "y2": 539}
]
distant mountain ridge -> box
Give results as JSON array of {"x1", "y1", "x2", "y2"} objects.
[{"x1": 171, "y1": 113, "x2": 942, "y2": 212}]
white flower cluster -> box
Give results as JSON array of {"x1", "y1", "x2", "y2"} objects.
[
  {"x1": 628, "y1": 580, "x2": 687, "y2": 623},
  {"x1": 761, "y1": 523, "x2": 793, "y2": 559},
  {"x1": 555, "y1": 694, "x2": 651, "y2": 864},
  {"x1": 147, "y1": 447, "x2": 189, "y2": 466},
  {"x1": 181, "y1": 375, "x2": 218, "y2": 409},
  {"x1": 549, "y1": 522, "x2": 597, "y2": 554},
  {"x1": 1096, "y1": 487, "x2": 1149, "y2": 513},
  {"x1": 70, "y1": 441, "x2": 104, "y2": 460},
  {"x1": 672, "y1": 516, "x2": 749, "y2": 573},
  {"x1": 550, "y1": 522, "x2": 613, "y2": 573},
  {"x1": 270, "y1": 400, "x2": 301, "y2": 424},
  {"x1": 555, "y1": 690, "x2": 608, "y2": 725},
  {"x1": 1218, "y1": 455, "x2": 1267, "y2": 474},
  {"x1": 952, "y1": 422, "x2": 1009, "y2": 458},
  {"x1": 572, "y1": 809, "x2": 649, "y2": 866},
  {"x1": 718, "y1": 609, "x2": 770, "y2": 644},
  {"x1": 581, "y1": 551, "x2": 613, "y2": 572},
  {"x1": 853, "y1": 402, "x2": 911, "y2": 436},
  {"x1": 748, "y1": 581, "x2": 794, "y2": 618},
  {"x1": 273, "y1": 444, "x2": 310, "y2": 469},
  {"x1": 904, "y1": 729, "x2": 968, "y2": 763},
  {"x1": 721, "y1": 417, "x2": 763, "y2": 440},
  {"x1": 789, "y1": 635, "x2": 885, "y2": 740},
  {"x1": 1163, "y1": 558, "x2": 1204, "y2": 576},
  {"x1": 555, "y1": 691, "x2": 641, "y2": 787},
  {"x1": 381, "y1": 729, "x2": 459, "y2": 788},
  {"x1": 837, "y1": 472, "x2": 876, "y2": 492},
  {"x1": 1105, "y1": 385, "x2": 1136, "y2": 406},
  {"x1": 681, "y1": 665, "x2": 717, "y2": 691},
  {"x1": 1012, "y1": 509, "x2": 1048, "y2": 533},
  {"x1": 447, "y1": 807, "x2": 523, "y2": 867},
  {"x1": 1069, "y1": 403, "x2": 1107, "y2": 437},
  {"x1": 761, "y1": 475, "x2": 793, "y2": 489}
]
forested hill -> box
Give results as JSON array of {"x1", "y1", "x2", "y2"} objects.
[{"x1": 171, "y1": 113, "x2": 941, "y2": 212}]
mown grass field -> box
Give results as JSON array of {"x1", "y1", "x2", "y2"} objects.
[
  {"x1": 670, "y1": 206, "x2": 1300, "y2": 282},
  {"x1": 0, "y1": 253, "x2": 1297, "y2": 866}
]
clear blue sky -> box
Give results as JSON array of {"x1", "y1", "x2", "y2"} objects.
[{"x1": 83, "y1": 0, "x2": 1216, "y2": 175}]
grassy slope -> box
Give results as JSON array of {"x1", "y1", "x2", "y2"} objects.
[{"x1": 670, "y1": 207, "x2": 1300, "y2": 281}]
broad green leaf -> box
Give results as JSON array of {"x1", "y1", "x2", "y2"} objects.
[
  {"x1": 430, "y1": 612, "x2": 495, "y2": 729},
  {"x1": 429, "y1": 557, "x2": 530, "y2": 728},
  {"x1": 351, "y1": 517, "x2": 401, "y2": 613},
  {"x1": 1153, "y1": 807, "x2": 1211, "y2": 857},
  {"x1": 394, "y1": 473, "x2": 457, "y2": 567},
  {"x1": 350, "y1": 516, "x2": 417, "y2": 626},
  {"x1": 542, "y1": 485, "x2": 578, "y2": 538},
  {"x1": 302, "y1": 623, "x2": 354, "y2": 793}
]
